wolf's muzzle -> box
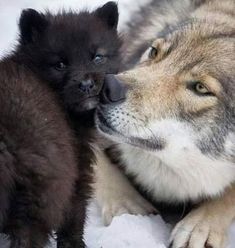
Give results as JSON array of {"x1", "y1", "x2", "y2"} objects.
[{"x1": 100, "y1": 74, "x2": 127, "y2": 104}]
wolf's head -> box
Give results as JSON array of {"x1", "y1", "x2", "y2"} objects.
[
  {"x1": 17, "y1": 2, "x2": 122, "y2": 113},
  {"x1": 97, "y1": 20, "x2": 235, "y2": 163}
]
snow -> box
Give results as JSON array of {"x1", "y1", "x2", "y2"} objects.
[
  {"x1": 84, "y1": 202, "x2": 235, "y2": 248},
  {"x1": 0, "y1": 200, "x2": 235, "y2": 247},
  {"x1": 84, "y1": 201, "x2": 170, "y2": 248},
  {"x1": 0, "y1": 0, "x2": 235, "y2": 247}
]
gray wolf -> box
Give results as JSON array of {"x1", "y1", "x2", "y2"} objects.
[{"x1": 95, "y1": 0, "x2": 235, "y2": 247}]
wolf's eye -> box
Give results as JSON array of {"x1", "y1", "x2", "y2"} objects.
[
  {"x1": 54, "y1": 61, "x2": 67, "y2": 71},
  {"x1": 149, "y1": 47, "x2": 158, "y2": 59},
  {"x1": 195, "y1": 83, "x2": 208, "y2": 94},
  {"x1": 93, "y1": 54, "x2": 107, "y2": 65},
  {"x1": 188, "y1": 81, "x2": 214, "y2": 96}
]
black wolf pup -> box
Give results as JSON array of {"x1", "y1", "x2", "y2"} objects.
[
  {"x1": 0, "y1": 55, "x2": 77, "y2": 246},
  {"x1": 16, "y1": 2, "x2": 122, "y2": 247}
]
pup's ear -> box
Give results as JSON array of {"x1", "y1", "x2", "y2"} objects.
[
  {"x1": 19, "y1": 8, "x2": 48, "y2": 44},
  {"x1": 95, "y1": 1, "x2": 119, "y2": 29}
]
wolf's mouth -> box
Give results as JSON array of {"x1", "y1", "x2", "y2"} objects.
[{"x1": 96, "y1": 110, "x2": 165, "y2": 151}]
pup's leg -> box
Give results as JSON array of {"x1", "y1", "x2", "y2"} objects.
[
  {"x1": 56, "y1": 181, "x2": 88, "y2": 248},
  {"x1": 56, "y1": 200, "x2": 86, "y2": 248},
  {"x1": 7, "y1": 186, "x2": 57, "y2": 248},
  {"x1": 57, "y1": 148, "x2": 93, "y2": 248},
  {"x1": 9, "y1": 229, "x2": 49, "y2": 248},
  {"x1": 94, "y1": 149, "x2": 157, "y2": 226},
  {"x1": 170, "y1": 185, "x2": 235, "y2": 248},
  {"x1": 4, "y1": 153, "x2": 75, "y2": 248}
]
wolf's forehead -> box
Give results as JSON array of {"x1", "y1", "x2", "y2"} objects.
[
  {"x1": 159, "y1": 20, "x2": 235, "y2": 50},
  {"x1": 153, "y1": 28, "x2": 235, "y2": 73},
  {"x1": 157, "y1": 19, "x2": 195, "y2": 39}
]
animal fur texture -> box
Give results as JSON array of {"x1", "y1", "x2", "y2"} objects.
[
  {"x1": 94, "y1": 0, "x2": 235, "y2": 247},
  {"x1": 16, "y1": 2, "x2": 122, "y2": 247},
  {"x1": 0, "y1": 56, "x2": 77, "y2": 247},
  {"x1": 0, "y1": 2, "x2": 122, "y2": 247}
]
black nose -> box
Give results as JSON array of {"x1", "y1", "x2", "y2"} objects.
[
  {"x1": 100, "y1": 74, "x2": 127, "y2": 104},
  {"x1": 78, "y1": 79, "x2": 95, "y2": 93}
]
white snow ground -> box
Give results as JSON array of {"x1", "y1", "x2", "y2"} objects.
[
  {"x1": 0, "y1": 0, "x2": 235, "y2": 247},
  {"x1": 0, "y1": 201, "x2": 235, "y2": 247}
]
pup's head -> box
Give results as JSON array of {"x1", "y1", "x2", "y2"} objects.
[
  {"x1": 96, "y1": 21, "x2": 235, "y2": 160},
  {"x1": 17, "y1": 2, "x2": 121, "y2": 112}
]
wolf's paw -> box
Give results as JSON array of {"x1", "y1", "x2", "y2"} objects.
[
  {"x1": 101, "y1": 191, "x2": 157, "y2": 226},
  {"x1": 169, "y1": 205, "x2": 228, "y2": 248}
]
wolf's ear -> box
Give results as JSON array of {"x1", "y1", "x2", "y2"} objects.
[
  {"x1": 19, "y1": 8, "x2": 48, "y2": 44},
  {"x1": 95, "y1": 1, "x2": 119, "y2": 29}
]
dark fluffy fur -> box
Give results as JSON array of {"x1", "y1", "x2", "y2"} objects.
[
  {"x1": 0, "y1": 57, "x2": 77, "y2": 247},
  {"x1": 17, "y1": 2, "x2": 122, "y2": 113},
  {"x1": 15, "y1": 2, "x2": 122, "y2": 247}
]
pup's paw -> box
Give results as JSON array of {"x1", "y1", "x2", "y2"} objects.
[
  {"x1": 169, "y1": 205, "x2": 228, "y2": 248},
  {"x1": 102, "y1": 192, "x2": 157, "y2": 226}
]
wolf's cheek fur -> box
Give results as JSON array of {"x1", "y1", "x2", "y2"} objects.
[
  {"x1": 117, "y1": 120, "x2": 235, "y2": 202},
  {"x1": 224, "y1": 133, "x2": 235, "y2": 162},
  {"x1": 97, "y1": 108, "x2": 235, "y2": 202},
  {"x1": 100, "y1": 65, "x2": 219, "y2": 139}
]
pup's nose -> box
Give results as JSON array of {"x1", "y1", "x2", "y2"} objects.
[
  {"x1": 78, "y1": 79, "x2": 95, "y2": 93},
  {"x1": 100, "y1": 74, "x2": 127, "y2": 104}
]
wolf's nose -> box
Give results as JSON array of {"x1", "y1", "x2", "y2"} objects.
[
  {"x1": 78, "y1": 79, "x2": 95, "y2": 93},
  {"x1": 100, "y1": 74, "x2": 127, "y2": 104}
]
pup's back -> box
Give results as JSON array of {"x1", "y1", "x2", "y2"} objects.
[{"x1": 0, "y1": 56, "x2": 77, "y2": 246}]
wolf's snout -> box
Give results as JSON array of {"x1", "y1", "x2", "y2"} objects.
[
  {"x1": 78, "y1": 79, "x2": 95, "y2": 93},
  {"x1": 100, "y1": 74, "x2": 127, "y2": 104}
]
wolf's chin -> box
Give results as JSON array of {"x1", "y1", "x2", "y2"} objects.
[
  {"x1": 95, "y1": 110, "x2": 119, "y2": 136},
  {"x1": 96, "y1": 111, "x2": 165, "y2": 151}
]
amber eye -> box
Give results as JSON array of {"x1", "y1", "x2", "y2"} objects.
[
  {"x1": 188, "y1": 81, "x2": 214, "y2": 96},
  {"x1": 195, "y1": 82, "x2": 209, "y2": 94},
  {"x1": 148, "y1": 46, "x2": 158, "y2": 59}
]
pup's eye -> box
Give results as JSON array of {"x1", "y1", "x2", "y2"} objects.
[
  {"x1": 93, "y1": 54, "x2": 107, "y2": 65},
  {"x1": 189, "y1": 81, "x2": 214, "y2": 96},
  {"x1": 148, "y1": 47, "x2": 158, "y2": 59},
  {"x1": 54, "y1": 61, "x2": 67, "y2": 71}
]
